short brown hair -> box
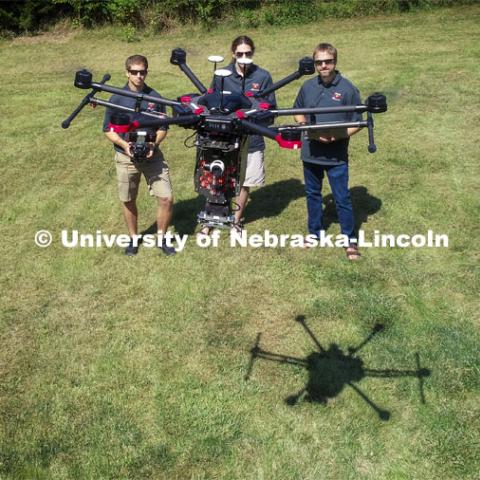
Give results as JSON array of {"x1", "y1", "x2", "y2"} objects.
[
  {"x1": 125, "y1": 54, "x2": 148, "y2": 70},
  {"x1": 313, "y1": 43, "x2": 337, "y2": 63}
]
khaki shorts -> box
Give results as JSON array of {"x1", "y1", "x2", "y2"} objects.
[
  {"x1": 115, "y1": 150, "x2": 173, "y2": 202},
  {"x1": 243, "y1": 150, "x2": 265, "y2": 187}
]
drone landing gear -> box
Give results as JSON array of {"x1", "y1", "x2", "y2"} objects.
[{"x1": 197, "y1": 202, "x2": 236, "y2": 229}]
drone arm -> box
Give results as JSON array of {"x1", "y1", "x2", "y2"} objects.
[
  {"x1": 295, "y1": 316, "x2": 326, "y2": 353},
  {"x1": 93, "y1": 97, "x2": 201, "y2": 128},
  {"x1": 278, "y1": 121, "x2": 368, "y2": 132},
  {"x1": 93, "y1": 98, "x2": 168, "y2": 120},
  {"x1": 347, "y1": 381, "x2": 390, "y2": 421},
  {"x1": 255, "y1": 350, "x2": 308, "y2": 367},
  {"x1": 170, "y1": 48, "x2": 207, "y2": 94},
  {"x1": 256, "y1": 71, "x2": 301, "y2": 99},
  {"x1": 254, "y1": 57, "x2": 314, "y2": 99},
  {"x1": 90, "y1": 83, "x2": 183, "y2": 108},
  {"x1": 364, "y1": 368, "x2": 431, "y2": 379},
  {"x1": 240, "y1": 119, "x2": 301, "y2": 150},
  {"x1": 273, "y1": 105, "x2": 368, "y2": 116},
  {"x1": 61, "y1": 73, "x2": 111, "y2": 129},
  {"x1": 177, "y1": 63, "x2": 208, "y2": 94},
  {"x1": 347, "y1": 324, "x2": 385, "y2": 355},
  {"x1": 240, "y1": 119, "x2": 277, "y2": 141}
]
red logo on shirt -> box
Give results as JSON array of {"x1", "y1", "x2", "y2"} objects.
[
  {"x1": 332, "y1": 92, "x2": 342, "y2": 101},
  {"x1": 251, "y1": 83, "x2": 260, "y2": 91}
]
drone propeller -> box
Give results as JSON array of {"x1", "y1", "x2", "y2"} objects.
[
  {"x1": 415, "y1": 352, "x2": 430, "y2": 404},
  {"x1": 244, "y1": 332, "x2": 262, "y2": 381}
]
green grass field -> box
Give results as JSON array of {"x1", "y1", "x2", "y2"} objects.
[{"x1": 1, "y1": 4, "x2": 479, "y2": 479}]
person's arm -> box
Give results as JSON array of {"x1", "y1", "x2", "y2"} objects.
[
  {"x1": 293, "y1": 86, "x2": 306, "y2": 125},
  {"x1": 345, "y1": 85, "x2": 363, "y2": 138},
  {"x1": 146, "y1": 93, "x2": 168, "y2": 158},
  {"x1": 155, "y1": 129, "x2": 167, "y2": 146},
  {"x1": 104, "y1": 131, "x2": 132, "y2": 156},
  {"x1": 103, "y1": 97, "x2": 132, "y2": 156},
  {"x1": 294, "y1": 114, "x2": 307, "y2": 124},
  {"x1": 263, "y1": 72, "x2": 277, "y2": 108}
]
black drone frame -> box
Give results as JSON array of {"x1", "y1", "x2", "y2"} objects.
[{"x1": 62, "y1": 49, "x2": 387, "y2": 229}]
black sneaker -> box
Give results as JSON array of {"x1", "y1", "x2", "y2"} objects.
[
  {"x1": 125, "y1": 242, "x2": 139, "y2": 256},
  {"x1": 159, "y1": 243, "x2": 176, "y2": 256}
]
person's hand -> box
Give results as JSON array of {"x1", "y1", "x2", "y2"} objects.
[
  {"x1": 124, "y1": 142, "x2": 134, "y2": 157},
  {"x1": 318, "y1": 135, "x2": 336, "y2": 143},
  {"x1": 146, "y1": 142, "x2": 156, "y2": 159}
]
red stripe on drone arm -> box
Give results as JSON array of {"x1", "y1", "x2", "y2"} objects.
[
  {"x1": 275, "y1": 134, "x2": 302, "y2": 150},
  {"x1": 108, "y1": 123, "x2": 131, "y2": 133}
]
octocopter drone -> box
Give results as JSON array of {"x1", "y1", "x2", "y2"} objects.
[{"x1": 62, "y1": 48, "x2": 387, "y2": 229}]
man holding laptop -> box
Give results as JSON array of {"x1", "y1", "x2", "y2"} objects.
[{"x1": 294, "y1": 43, "x2": 362, "y2": 260}]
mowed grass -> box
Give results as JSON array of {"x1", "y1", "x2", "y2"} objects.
[{"x1": 1, "y1": 5, "x2": 479, "y2": 479}]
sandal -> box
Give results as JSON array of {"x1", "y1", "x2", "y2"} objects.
[
  {"x1": 230, "y1": 221, "x2": 243, "y2": 234},
  {"x1": 345, "y1": 244, "x2": 361, "y2": 261}
]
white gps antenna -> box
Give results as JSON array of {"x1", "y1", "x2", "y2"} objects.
[
  {"x1": 237, "y1": 57, "x2": 253, "y2": 93},
  {"x1": 208, "y1": 55, "x2": 224, "y2": 73},
  {"x1": 214, "y1": 68, "x2": 232, "y2": 78},
  {"x1": 214, "y1": 69, "x2": 233, "y2": 110}
]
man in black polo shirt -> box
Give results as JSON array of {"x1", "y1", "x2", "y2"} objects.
[
  {"x1": 103, "y1": 54, "x2": 175, "y2": 256},
  {"x1": 294, "y1": 43, "x2": 362, "y2": 260},
  {"x1": 210, "y1": 35, "x2": 276, "y2": 232}
]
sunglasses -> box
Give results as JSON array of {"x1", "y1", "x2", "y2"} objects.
[
  {"x1": 235, "y1": 51, "x2": 253, "y2": 58},
  {"x1": 314, "y1": 59, "x2": 335, "y2": 66},
  {"x1": 128, "y1": 69, "x2": 148, "y2": 76}
]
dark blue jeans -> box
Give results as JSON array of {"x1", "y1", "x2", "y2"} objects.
[{"x1": 303, "y1": 161, "x2": 355, "y2": 240}]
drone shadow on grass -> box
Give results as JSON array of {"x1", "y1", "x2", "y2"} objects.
[{"x1": 245, "y1": 316, "x2": 431, "y2": 421}]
